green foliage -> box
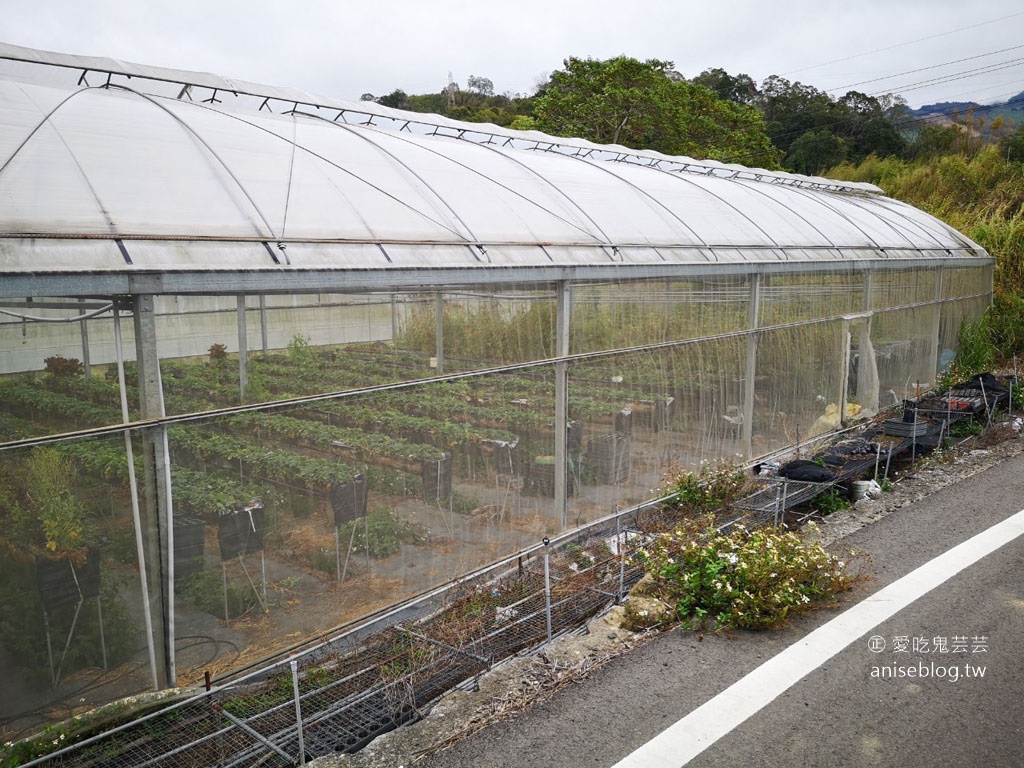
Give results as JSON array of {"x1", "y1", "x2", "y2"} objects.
[
  {"x1": 633, "y1": 516, "x2": 864, "y2": 630},
  {"x1": 178, "y1": 570, "x2": 258, "y2": 619},
  {"x1": 952, "y1": 316, "x2": 996, "y2": 376},
  {"x1": 949, "y1": 418, "x2": 984, "y2": 437},
  {"x1": 909, "y1": 124, "x2": 962, "y2": 161},
  {"x1": 691, "y1": 68, "x2": 758, "y2": 105},
  {"x1": 287, "y1": 334, "x2": 314, "y2": 366},
  {"x1": 450, "y1": 492, "x2": 481, "y2": 515},
  {"x1": 373, "y1": 81, "x2": 535, "y2": 128},
  {"x1": 785, "y1": 129, "x2": 847, "y2": 175},
  {"x1": 810, "y1": 488, "x2": 850, "y2": 516},
  {"x1": 665, "y1": 462, "x2": 751, "y2": 516},
  {"x1": 1001, "y1": 123, "x2": 1024, "y2": 163},
  {"x1": 753, "y1": 76, "x2": 906, "y2": 169},
  {"x1": 3, "y1": 448, "x2": 93, "y2": 557},
  {"x1": 534, "y1": 56, "x2": 779, "y2": 167},
  {"x1": 337, "y1": 505, "x2": 427, "y2": 559},
  {"x1": 828, "y1": 146, "x2": 1024, "y2": 359},
  {"x1": 43, "y1": 355, "x2": 85, "y2": 377}
]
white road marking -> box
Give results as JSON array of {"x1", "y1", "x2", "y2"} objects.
[{"x1": 611, "y1": 507, "x2": 1024, "y2": 768}]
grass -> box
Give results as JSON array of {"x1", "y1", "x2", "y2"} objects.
[{"x1": 829, "y1": 146, "x2": 1024, "y2": 361}]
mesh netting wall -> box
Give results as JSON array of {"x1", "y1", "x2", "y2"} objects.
[{"x1": 0, "y1": 263, "x2": 992, "y2": 736}]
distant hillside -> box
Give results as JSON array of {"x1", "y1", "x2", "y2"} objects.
[
  {"x1": 910, "y1": 100, "x2": 982, "y2": 117},
  {"x1": 908, "y1": 94, "x2": 1023, "y2": 129}
]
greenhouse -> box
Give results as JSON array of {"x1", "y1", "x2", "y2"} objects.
[{"x1": 0, "y1": 42, "x2": 993, "y2": 738}]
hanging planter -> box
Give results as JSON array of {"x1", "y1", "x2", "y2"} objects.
[
  {"x1": 216, "y1": 501, "x2": 266, "y2": 560},
  {"x1": 329, "y1": 473, "x2": 368, "y2": 526},
  {"x1": 420, "y1": 452, "x2": 452, "y2": 503}
]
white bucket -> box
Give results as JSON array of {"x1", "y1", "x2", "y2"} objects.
[{"x1": 851, "y1": 480, "x2": 872, "y2": 501}]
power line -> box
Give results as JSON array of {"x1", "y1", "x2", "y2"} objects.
[
  {"x1": 826, "y1": 44, "x2": 1024, "y2": 93},
  {"x1": 782, "y1": 10, "x2": 1024, "y2": 77},
  {"x1": 872, "y1": 58, "x2": 1024, "y2": 97}
]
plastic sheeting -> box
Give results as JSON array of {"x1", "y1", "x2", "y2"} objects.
[{"x1": 0, "y1": 74, "x2": 987, "y2": 278}]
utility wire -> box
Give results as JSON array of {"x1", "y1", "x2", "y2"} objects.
[
  {"x1": 826, "y1": 44, "x2": 1024, "y2": 93},
  {"x1": 782, "y1": 10, "x2": 1024, "y2": 77},
  {"x1": 874, "y1": 57, "x2": 1024, "y2": 97}
]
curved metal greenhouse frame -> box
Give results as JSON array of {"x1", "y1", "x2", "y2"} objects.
[{"x1": 0, "y1": 43, "x2": 993, "y2": 734}]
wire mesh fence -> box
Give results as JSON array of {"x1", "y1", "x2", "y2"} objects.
[
  {"x1": 10, "y1": 367, "x2": 1018, "y2": 768},
  {"x1": 15, "y1": 508, "x2": 653, "y2": 768}
]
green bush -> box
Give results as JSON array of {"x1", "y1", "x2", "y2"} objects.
[
  {"x1": 634, "y1": 516, "x2": 865, "y2": 630},
  {"x1": 811, "y1": 488, "x2": 850, "y2": 516},
  {"x1": 665, "y1": 463, "x2": 751, "y2": 516},
  {"x1": 179, "y1": 570, "x2": 258, "y2": 619},
  {"x1": 337, "y1": 505, "x2": 427, "y2": 559}
]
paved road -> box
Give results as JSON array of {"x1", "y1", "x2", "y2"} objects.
[{"x1": 415, "y1": 451, "x2": 1024, "y2": 768}]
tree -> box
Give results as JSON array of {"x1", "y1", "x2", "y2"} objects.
[
  {"x1": 754, "y1": 76, "x2": 835, "y2": 156},
  {"x1": 832, "y1": 91, "x2": 906, "y2": 163},
  {"x1": 1000, "y1": 123, "x2": 1024, "y2": 163},
  {"x1": 909, "y1": 123, "x2": 961, "y2": 160},
  {"x1": 376, "y1": 89, "x2": 409, "y2": 110},
  {"x1": 466, "y1": 75, "x2": 494, "y2": 96},
  {"x1": 691, "y1": 68, "x2": 758, "y2": 105},
  {"x1": 786, "y1": 130, "x2": 847, "y2": 175},
  {"x1": 533, "y1": 56, "x2": 779, "y2": 167}
]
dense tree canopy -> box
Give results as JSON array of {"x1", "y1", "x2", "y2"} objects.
[
  {"x1": 365, "y1": 58, "x2": 1015, "y2": 174},
  {"x1": 533, "y1": 56, "x2": 780, "y2": 167},
  {"x1": 691, "y1": 68, "x2": 758, "y2": 105}
]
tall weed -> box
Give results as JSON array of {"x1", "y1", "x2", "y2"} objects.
[{"x1": 830, "y1": 147, "x2": 1024, "y2": 358}]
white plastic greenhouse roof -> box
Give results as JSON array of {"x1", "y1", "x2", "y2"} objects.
[{"x1": 0, "y1": 43, "x2": 989, "y2": 297}]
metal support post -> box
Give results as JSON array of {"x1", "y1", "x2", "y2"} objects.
[
  {"x1": 259, "y1": 295, "x2": 269, "y2": 355},
  {"x1": 79, "y1": 298, "x2": 91, "y2": 377},
  {"x1": 616, "y1": 514, "x2": 625, "y2": 603},
  {"x1": 237, "y1": 295, "x2": 248, "y2": 401},
  {"x1": 133, "y1": 294, "x2": 175, "y2": 687},
  {"x1": 741, "y1": 274, "x2": 761, "y2": 458},
  {"x1": 291, "y1": 660, "x2": 306, "y2": 766},
  {"x1": 114, "y1": 303, "x2": 160, "y2": 690},
  {"x1": 930, "y1": 268, "x2": 943, "y2": 383},
  {"x1": 543, "y1": 541, "x2": 553, "y2": 644},
  {"x1": 434, "y1": 292, "x2": 444, "y2": 374},
  {"x1": 554, "y1": 282, "x2": 571, "y2": 529}
]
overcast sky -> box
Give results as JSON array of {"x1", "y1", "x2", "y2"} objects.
[{"x1": 2, "y1": 0, "x2": 1023, "y2": 109}]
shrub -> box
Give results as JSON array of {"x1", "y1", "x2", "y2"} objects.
[
  {"x1": 664, "y1": 462, "x2": 753, "y2": 516},
  {"x1": 337, "y1": 505, "x2": 427, "y2": 559},
  {"x1": 43, "y1": 355, "x2": 85, "y2": 377},
  {"x1": 633, "y1": 515, "x2": 866, "y2": 630},
  {"x1": 810, "y1": 488, "x2": 850, "y2": 516},
  {"x1": 179, "y1": 570, "x2": 258, "y2": 619}
]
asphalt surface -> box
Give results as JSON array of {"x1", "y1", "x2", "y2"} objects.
[{"x1": 413, "y1": 450, "x2": 1024, "y2": 768}]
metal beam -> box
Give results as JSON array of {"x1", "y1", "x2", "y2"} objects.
[
  {"x1": 741, "y1": 275, "x2": 761, "y2": 459},
  {"x1": 132, "y1": 294, "x2": 175, "y2": 687},
  {"x1": 554, "y1": 282, "x2": 571, "y2": 530},
  {"x1": 237, "y1": 295, "x2": 248, "y2": 401},
  {"x1": 0, "y1": 257, "x2": 990, "y2": 301}
]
